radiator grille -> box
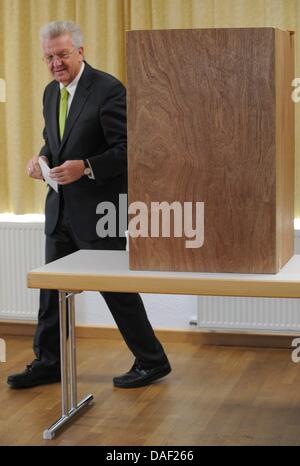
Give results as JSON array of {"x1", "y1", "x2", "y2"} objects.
[
  {"x1": 197, "y1": 296, "x2": 300, "y2": 331},
  {"x1": 0, "y1": 222, "x2": 44, "y2": 320}
]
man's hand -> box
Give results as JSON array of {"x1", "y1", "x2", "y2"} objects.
[
  {"x1": 49, "y1": 160, "x2": 85, "y2": 185},
  {"x1": 26, "y1": 155, "x2": 48, "y2": 179}
]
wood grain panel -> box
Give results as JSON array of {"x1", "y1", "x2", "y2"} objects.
[
  {"x1": 127, "y1": 28, "x2": 294, "y2": 273},
  {"x1": 275, "y1": 30, "x2": 295, "y2": 270}
]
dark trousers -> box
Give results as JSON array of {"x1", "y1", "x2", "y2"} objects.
[{"x1": 33, "y1": 202, "x2": 168, "y2": 370}]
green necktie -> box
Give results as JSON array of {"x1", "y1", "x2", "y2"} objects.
[{"x1": 59, "y1": 87, "x2": 69, "y2": 140}]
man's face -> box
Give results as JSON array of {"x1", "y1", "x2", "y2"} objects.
[{"x1": 42, "y1": 34, "x2": 84, "y2": 85}]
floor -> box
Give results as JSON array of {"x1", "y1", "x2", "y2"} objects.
[{"x1": 1, "y1": 334, "x2": 300, "y2": 446}]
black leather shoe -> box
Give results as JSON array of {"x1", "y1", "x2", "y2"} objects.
[
  {"x1": 113, "y1": 361, "x2": 171, "y2": 388},
  {"x1": 7, "y1": 362, "x2": 61, "y2": 389}
]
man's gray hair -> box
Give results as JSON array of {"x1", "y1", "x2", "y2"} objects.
[{"x1": 40, "y1": 20, "x2": 84, "y2": 48}]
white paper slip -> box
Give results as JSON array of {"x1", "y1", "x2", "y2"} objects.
[{"x1": 38, "y1": 158, "x2": 58, "y2": 193}]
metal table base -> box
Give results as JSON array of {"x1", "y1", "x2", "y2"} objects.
[{"x1": 43, "y1": 291, "x2": 94, "y2": 440}]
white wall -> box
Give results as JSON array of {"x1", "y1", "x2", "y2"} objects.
[{"x1": 75, "y1": 291, "x2": 197, "y2": 329}]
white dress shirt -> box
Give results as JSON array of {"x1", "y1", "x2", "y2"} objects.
[{"x1": 59, "y1": 61, "x2": 85, "y2": 114}]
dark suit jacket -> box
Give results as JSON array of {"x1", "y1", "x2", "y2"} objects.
[{"x1": 39, "y1": 62, "x2": 127, "y2": 243}]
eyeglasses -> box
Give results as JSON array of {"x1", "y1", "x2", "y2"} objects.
[{"x1": 43, "y1": 48, "x2": 77, "y2": 64}]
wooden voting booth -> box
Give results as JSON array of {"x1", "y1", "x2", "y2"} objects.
[{"x1": 126, "y1": 28, "x2": 295, "y2": 274}]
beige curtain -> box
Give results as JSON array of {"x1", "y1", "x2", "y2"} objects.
[{"x1": 0, "y1": 0, "x2": 300, "y2": 216}]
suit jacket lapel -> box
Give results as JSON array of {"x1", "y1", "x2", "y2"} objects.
[
  {"x1": 58, "y1": 64, "x2": 94, "y2": 155},
  {"x1": 48, "y1": 84, "x2": 60, "y2": 151}
]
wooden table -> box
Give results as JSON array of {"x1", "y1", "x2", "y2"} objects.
[{"x1": 27, "y1": 250, "x2": 300, "y2": 439}]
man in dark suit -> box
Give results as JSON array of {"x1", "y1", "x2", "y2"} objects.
[{"x1": 7, "y1": 20, "x2": 171, "y2": 389}]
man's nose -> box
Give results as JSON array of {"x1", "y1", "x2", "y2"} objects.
[{"x1": 52, "y1": 56, "x2": 63, "y2": 66}]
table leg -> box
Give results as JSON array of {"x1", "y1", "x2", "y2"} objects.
[
  {"x1": 69, "y1": 293, "x2": 77, "y2": 410},
  {"x1": 43, "y1": 291, "x2": 94, "y2": 440},
  {"x1": 60, "y1": 291, "x2": 69, "y2": 415}
]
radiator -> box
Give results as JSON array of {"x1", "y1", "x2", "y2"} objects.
[
  {"x1": 197, "y1": 296, "x2": 300, "y2": 332},
  {"x1": 0, "y1": 220, "x2": 45, "y2": 320}
]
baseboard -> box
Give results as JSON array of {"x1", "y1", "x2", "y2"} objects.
[
  {"x1": 0, "y1": 320, "x2": 298, "y2": 348},
  {"x1": 0, "y1": 320, "x2": 37, "y2": 337}
]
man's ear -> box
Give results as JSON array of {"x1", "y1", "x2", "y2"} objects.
[{"x1": 78, "y1": 47, "x2": 84, "y2": 62}]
